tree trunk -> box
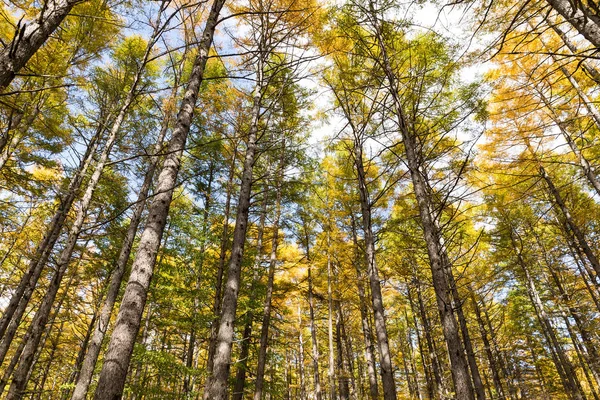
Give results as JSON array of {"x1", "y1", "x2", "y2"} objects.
[
  {"x1": 353, "y1": 140, "x2": 397, "y2": 400},
  {"x1": 202, "y1": 70, "x2": 263, "y2": 399},
  {"x1": 539, "y1": 165, "x2": 600, "y2": 276},
  {"x1": 308, "y1": 259, "x2": 323, "y2": 400},
  {"x1": 0, "y1": 124, "x2": 101, "y2": 365},
  {"x1": 545, "y1": 0, "x2": 600, "y2": 49},
  {"x1": 327, "y1": 230, "x2": 337, "y2": 400},
  {"x1": 6, "y1": 95, "x2": 126, "y2": 398},
  {"x1": 232, "y1": 193, "x2": 269, "y2": 400},
  {"x1": 367, "y1": 2, "x2": 473, "y2": 396},
  {"x1": 71, "y1": 93, "x2": 170, "y2": 400},
  {"x1": 336, "y1": 301, "x2": 350, "y2": 400},
  {"x1": 92, "y1": 1, "x2": 225, "y2": 397},
  {"x1": 207, "y1": 144, "x2": 238, "y2": 374},
  {"x1": 254, "y1": 142, "x2": 285, "y2": 400},
  {"x1": 470, "y1": 289, "x2": 506, "y2": 400},
  {"x1": 548, "y1": 21, "x2": 600, "y2": 83},
  {"x1": 508, "y1": 225, "x2": 585, "y2": 400},
  {"x1": 0, "y1": 0, "x2": 86, "y2": 89},
  {"x1": 349, "y1": 214, "x2": 379, "y2": 400}
]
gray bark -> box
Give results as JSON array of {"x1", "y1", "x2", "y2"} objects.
[
  {"x1": 545, "y1": 0, "x2": 600, "y2": 48},
  {"x1": 253, "y1": 142, "x2": 285, "y2": 400},
  {"x1": 70, "y1": 110, "x2": 169, "y2": 400},
  {"x1": 0, "y1": 0, "x2": 85, "y2": 89},
  {"x1": 202, "y1": 76, "x2": 262, "y2": 399},
  {"x1": 92, "y1": 1, "x2": 226, "y2": 397}
]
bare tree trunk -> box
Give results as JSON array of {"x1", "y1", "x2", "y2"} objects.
[
  {"x1": 354, "y1": 140, "x2": 397, "y2": 400},
  {"x1": 6, "y1": 94, "x2": 127, "y2": 397},
  {"x1": 367, "y1": 1, "x2": 473, "y2": 396},
  {"x1": 298, "y1": 304, "x2": 306, "y2": 400},
  {"x1": 202, "y1": 66, "x2": 263, "y2": 398},
  {"x1": 308, "y1": 259, "x2": 323, "y2": 400},
  {"x1": 92, "y1": 1, "x2": 226, "y2": 397},
  {"x1": 545, "y1": 0, "x2": 600, "y2": 48},
  {"x1": 336, "y1": 301, "x2": 350, "y2": 400},
  {"x1": 538, "y1": 165, "x2": 600, "y2": 275},
  {"x1": 327, "y1": 230, "x2": 337, "y2": 400},
  {"x1": 0, "y1": 0, "x2": 86, "y2": 89},
  {"x1": 207, "y1": 145, "x2": 238, "y2": 374},
  {"x1": 0, "y1": 124, "x2": 101, "y2": 365},
  {"x1": 508, "y1": 225, "x2": 585, "y2": 400},
  {"x1": 254, "y1": 142, "x2": 285, "y2": 400},
  {"x1": 349, "y1": 215, "x2": 379, "y2": 400},
  {"x1": 548, "y1": 20, "x2": 600, "y2": 83},
  {"x1": 71, "y1": 95, "x2": 170, "y2": 400},
  {"x1": 232, "y1": 194, "x2": 269, "y2": 400},
  {"x1": 470, "y1": 289, "x2": 506, "y2": 400}
]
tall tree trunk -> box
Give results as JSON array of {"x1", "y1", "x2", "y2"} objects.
[
  {"x1": 0, "y1": 0, "x2": 86, "y2": 89},
  {"x1": 92, "y1": 1, "x2": 226, "y2": 397},
  {"x1": 545, "y1": 0, "x2": 600, "y2": 49},
  {"x1": 444, "y1": 262, "x2": 486, "y2": 400},
  {"x1": 0, "y1": 124, "x2": 101, "y2": 365},
  {"x1": 184, "y1": 162, "x2": 214, "y2": 397},
  {"x1": 367, "y1": 1, "x2": 473, "y2": 396},
  {"x1": 6, "y1": 95, "x2": 127, "y2": 398},
  {"x1": 207, "y1": 144, "x2": 238, "y2": 374},
  {"x1": 508, "y1": 225, "x2": 585, "y2": 400},
  {"x1": 232, "y1": 193, "x2": 269, "y2": 400},
  {"x1": 202, "y1": 66, "x2": 263, "y2": 399},
  {"x1": 327, "y1": 230, "x2": 337, "y2": 400},
  {"x1": 354, "y1": 140, "x2": 397, "y2": 400},
  {"x1": 470, "y1": 289, "x2": 506, "y2": 400},
  {"x1": 308, "y1": 258, "x2": 323, "y2": 400},
  {"x1": 538, "y1": 164, "x2": 600, "y2": 275},
  {"x1": 349, "y1": 214, "x2": 379, "y2": 400},
  {"x1": 548, "y1": 20, "x2": 600, "y2": 83},
  {"x1": 336, "y1": 301, "x2": 350, "y2": 400},
  {"x1": 298, "y1": 304, "x2": 306, "y2": 400},
  {"x1": 254, "y1": 142, "x2": 285, "y2": 400},
  {"x1": 71, "y1": 93, "x2": 171, "y2": 400}
]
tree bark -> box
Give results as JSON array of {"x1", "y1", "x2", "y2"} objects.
[
  {"x1": 0, "y1": 124, "x2": 101, "y2": 365},
  {"x1": 0, "y1": 0, "x2": 86, "y2": 89},
  {"x1": 349, "y1": 214, "x2": 379, "y2": 400},
  {"x1": 545, "y1": 0, "x2": 600, "y2": 49},
  {"x1": 202, "y1": 72, "x2": 263, "y2": 399},
  {"x1": 92, "y1": 1, "x2": 226, "y2": 397},
  {"x1": 354, "y1": 140, "x2": 397, "y2": 400},
  {"x1": 253, "y1": 141, "x2": 285, "y2": 400}
]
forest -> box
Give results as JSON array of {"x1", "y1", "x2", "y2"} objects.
[{"x1": 1, "y1": 0, "x2": 600, "y2": 399}]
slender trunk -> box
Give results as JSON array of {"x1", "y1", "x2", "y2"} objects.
[
  {"x1": 340, "y1": 305, "x2": 358, "y2": 400},
  {"x1": 349, "y1": 215, "x2": 379, "y2": 400},
  {"x1": 92, "y1": 1, "x2": 225, "y2": 397},
  {"x1": 407, "y1": 283, "x2": 435, "y2": 400},
  {"x1": 71, "y1": 95, "x2": 170, "y2": 400},
  {"x1": 327, "y1": 231, "x2": 337, "y2": 400},
  {"x1": 203, "y1": 70, "x2": 263, "y2": 399},
  {"x1": 545, "y1": 0, "x2": 600, "y2": 48},
  {"x1": 207, "y1": 145, "x2": 238, "y2": 374},
  {"x1": 308, "y1": 260, "x2": 323, "y2": 400},
  {"x1": 539, "y1": 165, "x2": 600, "y2": 275},
  {"x1": 0, "y1": 124, "x2": 101, "y2": 363},
  {"x1": 548, "y1": 21, "x2": 600, "y2": 83},
  {"x1": 232, "y1": 193, "x2": 269, "y2": 400},
  {"x1": 368, "y1": 2, "x2": 472, "y2": 396},
  {"x1": 254, "y1": 142, "x2": 285, "y2": 400},
  {"x1": 445, "y1": 264, "x2": 486, "y2": 400},
  {"x1": 354, "y1": 141, "x2": 397, "y2": 400},
  {"x1": 7, "y1": 96, "x2": 126, "y2": 398},
  {"x1": 298, "y1": 304, "x2": 306, "y2": 400},
  {"x1": 336, "y1": 301, "x2": 350, "y2": 400},
  {"x1": 184, "y1": 162, "x2": 214, "y2": 397},
  {"x1": 0, "y1": 0, "x2": 86, "y2": 89},
  {"x1": 508, "y1": 226, "x2": 585, "y2": 400},
  {"x1": 470, "y1": 289, "x2": 506, "y2": 400}
]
